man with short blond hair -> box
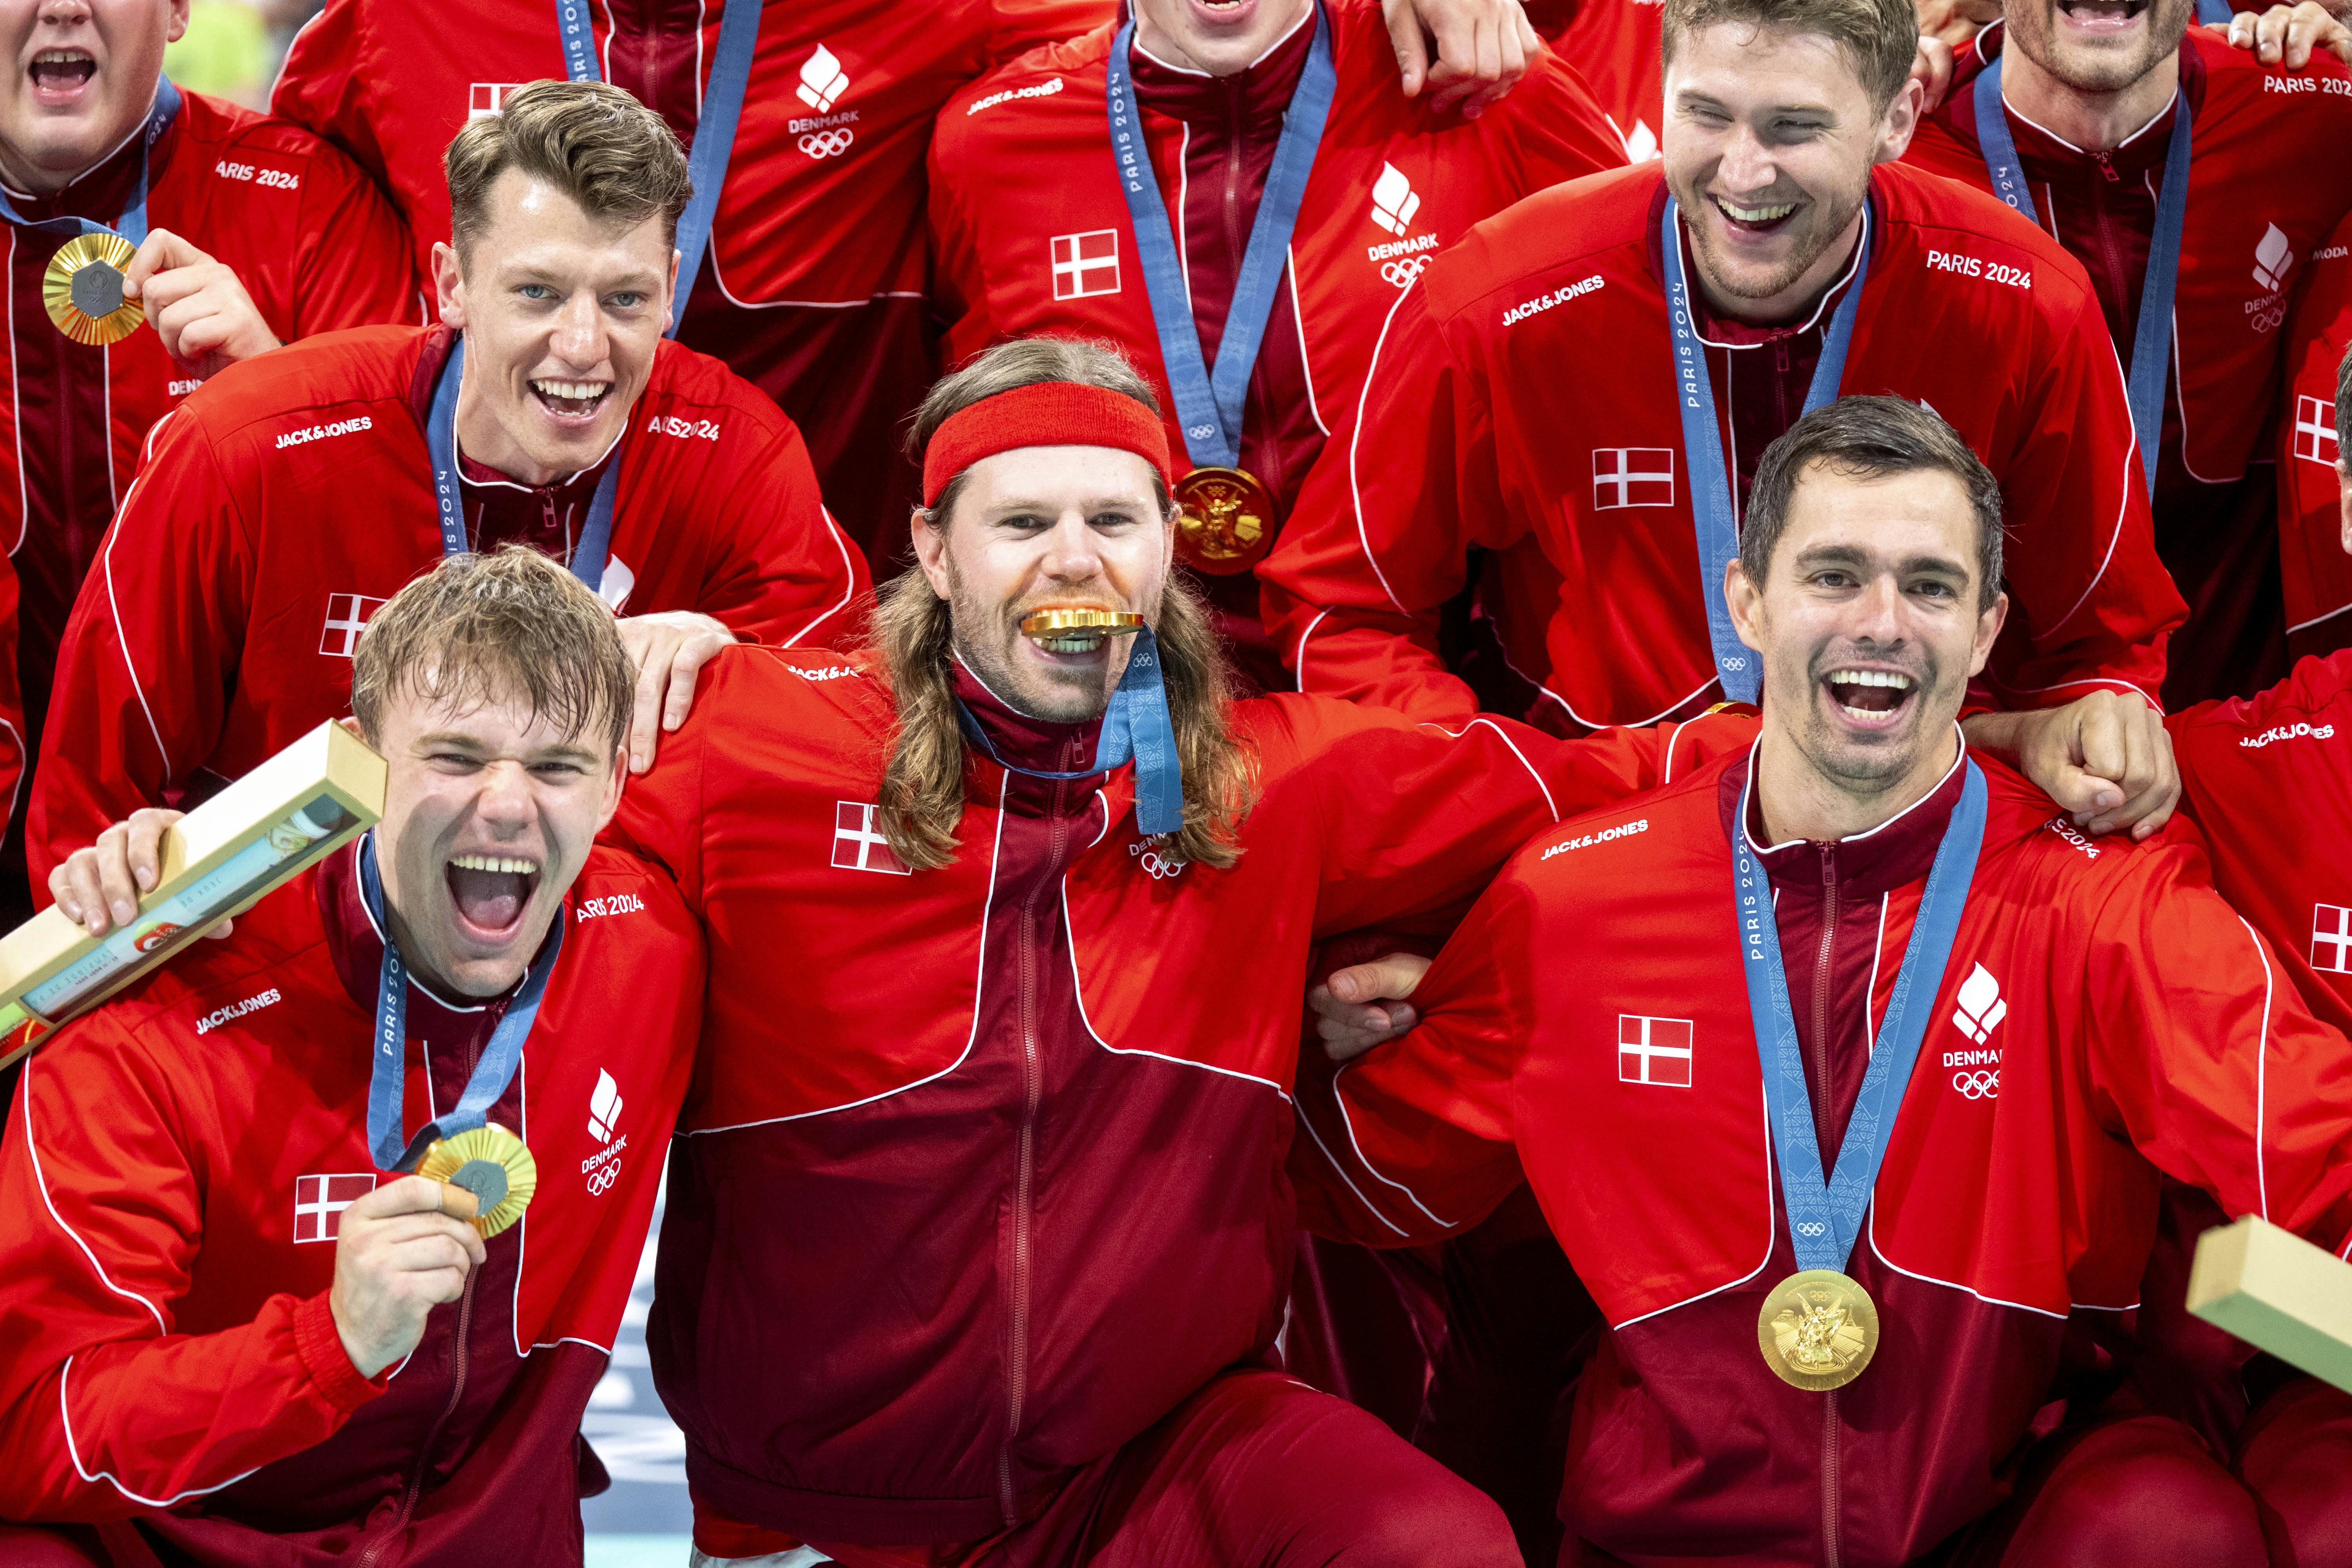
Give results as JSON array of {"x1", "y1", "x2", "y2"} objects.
[
  {"x1": 0, "y1": 548, "x2": 705, "y2": 1566},
  {"x1": 31, "y1": 78, "x2": 867, "y2": 892}
]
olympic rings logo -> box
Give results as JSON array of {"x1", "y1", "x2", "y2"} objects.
[
  {"x1": 799, "y1": 129, "x2": 855, "y2": 158},
  {"x1": 1953, "y1": 1069, "x2": 2000, "y2": 1101},
  {"x1": 1381, "y1": 255, "x2": 1431, "y2": 289},
  {"x1": 1795, "y1": 1221, "x2": 1826, "y2": 1237},
  {"x1": 585, "y1": 1158, "x2": 622, "y2": 1195},
  {"x1": 1128, "y1": 840, "x2": 1188, "y2": 881}
]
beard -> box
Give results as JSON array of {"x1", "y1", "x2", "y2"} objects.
[
  {"x1": 942, "y1": 555, "x2": 1145, "y2": 726},
  {"x1": 1682, "y1": 178, "x2": 1870, "y2": 310},
  {"x1": 2004, "y1": 0, "x2": 2190, "y2": 95}
]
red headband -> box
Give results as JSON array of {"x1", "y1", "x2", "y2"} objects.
[{"x1": 922, "y1": 381, "x2": 1177, "y2": 509}]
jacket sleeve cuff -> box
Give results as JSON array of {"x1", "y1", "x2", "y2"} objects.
[{"x1": 292, "y1": 1291, "x2": 389, "y2": 1412}]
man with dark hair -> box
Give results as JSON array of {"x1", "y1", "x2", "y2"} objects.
[
  {"x1": 2279, "y1": 216, "x2": 2352, "y2": 657},
  {"x1": 0, "y1": 548, "x2": 705, "y2": 1566},
  {"x1": 29, "y1": 78, "x2": 868, "y2": 896},
  {"x1": 1298, "y1": 394, "x2": 2352, "y2": 1567},
  {"x1": 1904, "y1": 0, "x2": 2352, "y2": 706},
  {"x1": 928, "y1": 0, "x2": 1624, "y2": 694},
  {"x1": 591, "y1": 332, "x2": 1787, "y2": 1566},
  {"x1": 1258, "y1": 0, "x2": 2186, "y2": 801},
  {"x1": 0, "y1": 0, "x2": 418, "y2": 921}
]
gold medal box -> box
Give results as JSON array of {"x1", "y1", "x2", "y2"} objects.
[{"x1": 0, "y1": 722, "x2": 386, "y2": 1066}]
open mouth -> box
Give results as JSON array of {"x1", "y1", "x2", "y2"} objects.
[
  {"x1": 1711, "y1": 194, "x2": 1800, "y2": 237},
  {"x1": 1020, "y1": 606, "x2": 1142, "y2": 659},
  {"x1": 2056, "y1": 0, "x2": 2149, "y2": 30},
  {"x1": 446, "y1": 853, "x2": 541, "y2": 942},
  {"x1": 1823, "y1": 668, "x2": 1916, "y2": 726},
  {"x1": 29, "y1": 49, "x2": 96, "y2": 102},
  {"x1": 530, "y1": 378, "x2": 612, "y2": 422}
]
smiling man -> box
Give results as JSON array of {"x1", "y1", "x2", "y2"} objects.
[
  {"x1": 0, "y1": 0, "x2": 417, "y2": 921},
  {"x1": 0, "y1": 548, "x2": 703, "y2": 1567},
  {"x1": 28, "y1": 78, "x2": 867, "y2": 895},
  {"x1": 1296, "y1": 395, "x2": 2352, "y2": 1567},
  {"x1": 1905, "y1": 0, "x2": 2352, "y2": 707},
  {"x1": 585, "y1": 334, "x2": 1793, "y2": 1566},
  {"x1": 1260, "y1": 0, "x2": 2188, "y2": 754}
]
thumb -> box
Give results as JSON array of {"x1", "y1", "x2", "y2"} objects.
[
  {"x1": 2036, "y1": 760, "x2": 2125, "y2": 819},
  {"x1": 1386, "y1": 3, "x2": 1430, "y2": 96},
  {"x1": 122, "y1": 227, "x2": 199, "y2": 293},
  {"x1": 1327, "y1": 952, "x2": 1434, "y2": 1005}
]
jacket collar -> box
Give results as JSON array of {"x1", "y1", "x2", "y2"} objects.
[
  {"x1": 1719, "y1": 731, "x2": 1971, "y2": 900},
  {"x1": 955, "y1": 660, "x2": 1108, "y2": 818},
  {"x1": 1127, "y1": 0, "x2": 1318, "y2": 131},
  {"x1": 1953, "y1": 25, "x2": 2206, "y2": 185},
  {"x1": 1641, "y1": 176, "x2": 1871, "y2": 349}
]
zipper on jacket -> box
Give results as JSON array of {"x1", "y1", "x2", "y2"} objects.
[
  {"x1": 997, "y1": 768, "x2": 1076, "y2": 1528},
  {"x1": 1820, "y1": 1388, "x2": 1843, "y2": 1568}
]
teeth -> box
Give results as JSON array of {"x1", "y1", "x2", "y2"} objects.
[
  {"x1": 531, "y1": 379, "x2": 608, "y2": 401},
  {"x1": 1828, "y1": 669, "x2": 1911, "y2": 690},
  {"x1": 1719, "y1": 198, "x2": 1797, "y2": 223},
  {"x1": 33, "y1": 51, "x2": 89, "y2": 65},
  {"x1": 449, "y1": 854, "x2": 539, "y2": 875},
  {"x1": 1038, "y1": 635, "x2": 1105, "y2": 654}
]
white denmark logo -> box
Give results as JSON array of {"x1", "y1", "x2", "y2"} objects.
[
  {"x1": 832, "y1": 801, "x2": 911, "y2": 875},
  {"x1": 1592, "y1": 447, "x2": 1674, "y2": 510},
  {"x1": 2294, "y1": 395, "x2": 2339, "y2": 469},
  {"x1": 1051, "y1": 230, "x2": 1120, "y2": 300},
  {"x1": 588, "y1": 1068, "x2": 624, "y2": 1143},
  {"x1": 2254, "y1": 223, "x2": 2295, "y2": 294},
  {"x1": 1617, "y1": 1014, "x2": 1691, "y2": 1087},
  {"x1": 1950, "y1": 963, "x2": 2006, "y2": 1044},
  {"x1": 1368, "y1": 163, "x2": 1421, "y2": 236},
  {"x1": 469, "y1": 83, "x2": 524, "y2": 119},
  {"x1": 294, "y1": 1173, "x2": 375, "y2": 1243},
  {"x1": 796, "y1": 44, "x2": 849, "y2": 113},
  {"x1": 319, "y1": 592, "x2": 387, "y2": 659},
  {"x1": 598, "y1": 555, "x2": 635, "y2": 614},
  {"x1": 1619, "y1": 118, "x2": 1659, "y2": 164},
  {"x1": 2314, "y1": 904, "x2": 2352, "y2": 975}
]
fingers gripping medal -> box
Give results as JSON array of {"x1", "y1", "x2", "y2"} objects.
[
  {"x1": 420, "y1": 1123, "x2": 538, "y2": 1238},
  {"x1": 44, "y1": 232, "x2": 143, "y2": 346}
]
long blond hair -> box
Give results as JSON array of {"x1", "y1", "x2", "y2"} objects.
[{"x1": 875, "y1": 339, "x2": 1258, "y2": 872}]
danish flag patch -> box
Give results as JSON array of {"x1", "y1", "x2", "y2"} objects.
[
  {"x1": 1051, "y1": 230, "x2": 1120, "y2": 300},
  {"x1": 2314, "y1": 904, "x2": 2352, "y2": 975},
  {"x1": 1618, "y1": 1014, "x2": 1692, "y2": 1087},
  {"x1": 831, "y1": 802, "x2": 911, "y2": 875},
  {"x1": 2295, "y1": 395, "x2": 2339, "y2": 468},
  {"x1": 319, "y1": 593, "x2": 387, "y2": 658},
  {"x1": 1592, "y1": 448, "x2": 1675, "y2": 510},
  {"x1": 294, "y1": 1172, "x2": 375, "y2": 1243}
]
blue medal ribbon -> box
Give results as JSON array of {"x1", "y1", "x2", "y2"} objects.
[
  {"x1": 955, "y1": 627, "x2": 1185, "y2": 837},
  {"x1": 424, "y1": 333, "x2": 619, "y2": 589},
  {"x1": 553, "y1": 0, "x2": 758, "y2": 339},
  {"x1": 359, "y1": 832, "x2": 562, "y2": 1173},
  {"x1": 1105, "y1": 7, "x2": 1336, "y2": 469},
  {"x1": 0, "y1": 78, "x2": 180, "y2": 246},
  {"x1": 1660, "y1": 196, "x2": 1870, "y2": 705},
  {"x1": 1974, "y1": 51, "x2": 2192, "y2": 492},
  {"x1": 1733, "y1": 754, "x2": 1987, "y2": 1273},
  {"x1": 2195, "y1": 0, "x2": 2233, "y2": 25}
]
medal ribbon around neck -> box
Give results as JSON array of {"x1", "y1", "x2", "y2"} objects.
[
  {"x1": 955, "y1": 627, "x2": 1185, "y2": 837},
  {"x1": 1973, "y1": 51, "x2": 2192, "y2": 493},
  {"x1": 1660, "y1": 195, "x2": 1870, "y2": 706},
  {"x1": 1104, "y1": 5, "x2": 1336, "y2": 470},
  {"x1": 425, "y1": 334, "x2": 619, "y2": 589},
  {"x1": 553, "y1": 0, "x2": 757, "y2": 339},
  {"x1": 1733, "y1": 752, "x2": 1988, "y2": 1274},
  {"x1": 359, "y1": 831, "x2": 564, "y2": 1173}
]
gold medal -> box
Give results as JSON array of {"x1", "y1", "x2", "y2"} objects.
[
  {"x1": 43, "y1": 232, "x2": 143, "y2": 346},
  {"x1": 1020, "y1": 607, "x2": 1144, "y2": 652},
  {"x1": 1757, "y1": 1269, "x2": 1880, "y2": 1390},
  {"x1": 1172, "y1": 466, "x2": 1275, "y2": 575},
  {"x1": 417, "y1": 1123, "x2": 538, "y2": 1238}
]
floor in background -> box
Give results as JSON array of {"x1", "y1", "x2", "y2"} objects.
[{"x1": 583, "y1": 1178, "x2": 695, "y2": 1557}]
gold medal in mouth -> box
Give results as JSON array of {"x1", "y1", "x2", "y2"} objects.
[{"x1": 1020, "y1": 608, "x2": 1144, "y2": 653}]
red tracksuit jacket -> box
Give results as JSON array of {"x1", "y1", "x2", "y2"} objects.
[
  {"x1": 0, "y1": 86, "x2": 416, "y2": 877},
  {"x1": 1906, "y1": 29, "x2": 2352, "y2": 704},
  {"x1": 1258, "y1": 160, "x2": 2187, "y2": 731},
  {"x1": 929, "y1": 0, "x2": 1621, "y2": 692},
  {"x1": 2281, "y1": 207, "x2": 2351, "y2": 656},
  {"x1": 0, "y1": 842, "x2": 701, "y2": 1565},
  {"x1": 28, "y1": 323, "x2": 866, "y2": 889},
  {"x1": 1537, "y1": 0, "x2": 1664, "y2": 164},
  {"x1": 272, "y1": 0, "x2": 1109, "y2": 570},
  {"x1": 2172, "y1": 649, "x2": 2352, "y2": 1012},
  {"x1": 1295, "y1": 740, "x2": 2352, "y2": 1568},
  {"x1": 595, "y1": 642, "x2": 1722, "y2": 1548}
]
